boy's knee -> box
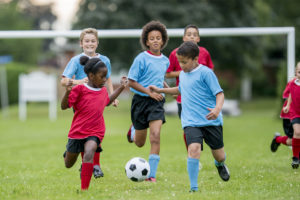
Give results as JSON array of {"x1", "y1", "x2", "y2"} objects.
[{"x1": 135, "y1": 141, "x2": 145, "y2": 147}]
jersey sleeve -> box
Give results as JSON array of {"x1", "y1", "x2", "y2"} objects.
[
  {"x1": 205, "y1": 51, "x2": 214, "y2": 70},
  {"x1": 204, "y1": 70, "x2": 223, "y2": 96},
  {"x1": 62, "y1": 57, "x2": 77, "y2": 78},
  {"x1": 128, "y1": 56, "x2": 143, "y2": 82},
  {"x1": 104, "y1": 58, "x2": 111, "y2": 79},
  {"x1": 167, "y1": 50, "x2": 178, "y2": 73},
  {"x1": 68, "y1": 85, "x2": 81, "y2": 108}
]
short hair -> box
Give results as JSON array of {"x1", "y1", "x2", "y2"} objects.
[
  {"x1": 80, "y1": 28, "x2": 98, "y2": 43},
  {"x1": 80, "y1": 56, "x2": 107, "y2": 75},
  {"x1": 184, "y1": 24, "x2": 199, "y2": 36},
  {"x1": 176, "y1": 41, "x2": 199, "y2": 59},
  {"x1": 140, "y1": 20, "x2": 169, "y2": 50}
]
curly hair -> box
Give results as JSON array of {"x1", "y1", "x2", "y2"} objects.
[{"x1": 140, "y1": 20, "x2": 169, "y2": 51}]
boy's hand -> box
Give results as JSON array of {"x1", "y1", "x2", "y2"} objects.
[
  {"x1": 112, "y1": 99, "x2": 119, "y2": 107},
  {"x1": 283, "y1": 106, "x2": 289, "y2": 113},
  {"x1": 120, "y1": 76, "x2": 128, "y2": 86},
  {"x1": 206, "y1": 107, "x2": 220, "y2": 120},
  {"x1": 148, "y1": 88, "x2": 163, "y2": 101},
  {"x1": 149, "y1": 85, "x2": 160, "y2": 93}
]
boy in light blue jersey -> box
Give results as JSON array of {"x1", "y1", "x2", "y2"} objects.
[
  {"x1": 127, "y1": 20, "x2": 169, "y2": 182},
  {"x1": 150, "y1": 41, "x2": 230, "y2": 192}
]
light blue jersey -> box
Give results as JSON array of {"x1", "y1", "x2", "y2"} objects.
[
  {"x1": 128, "y1": 51, "x2": 169, "y2": 97},
  {"x1": 178, "y1": 65, "x2": 223, "y2": 128},
  {"x1": 62, "y1": 53, "x2": 111, "y2": 79}
]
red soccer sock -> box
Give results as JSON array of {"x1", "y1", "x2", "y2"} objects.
[
  {"x1": 276, "y1": 136, "x2": 288, "y2": 145},
  {"x1": 93, "y1": 152, "x2": 100, "y2": 166},
  {"x1": 81, "y1": 162, "x2": 93, "y2": 190},
  {"x1": 292, "y1": 138, "x2": 300, "y2": 158},
  {"x1": 183, "y1": 133, "x2": 188, "y2": 151}
]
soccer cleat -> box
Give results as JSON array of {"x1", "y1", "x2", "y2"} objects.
[
  {"x1": 93, "y1": 165, "x2": 104, "y2": 178},
  {"x1": 216, "y1": 164, "x2": 230, "y2": 181},
  {"x1": 127, "y1": 125, "x2": 134, "y2": 143},
  {"x1": 270, "y1": 132, "x2": 281, "y2": 152},
  {"x1": 145, "y1": 177, "x2": 156, "y2": 182},
  {"x1": 291, "y1": 157, "x2": 299, "y2": 169}
]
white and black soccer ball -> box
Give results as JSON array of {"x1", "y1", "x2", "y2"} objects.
[{"x1": 125, "y1": 157, "x2": 150, "y2": 182}]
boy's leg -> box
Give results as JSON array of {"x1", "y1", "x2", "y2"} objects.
[
  {"x1": 187, "y1": 143, "x2": 201, "y2": 192},
  {"x1": 64, "y1": 152, "x2": 79, "y2": 168},
  {"x1": 212, "y1": 148, "x2": 230, "y2": 181},
  {"x1": 81, "y1": 140, "x2": 97, "y2": 190},
  {"x1": 146, "y1": 120, "x2": 162, "y2": 182},
  {"x1": 291, "y1": 122, "x2": 300, "y2": 169}
]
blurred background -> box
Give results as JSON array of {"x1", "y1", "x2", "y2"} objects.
[{"x1": 0, "y1": 0, "x2": 300, "y2": 116}]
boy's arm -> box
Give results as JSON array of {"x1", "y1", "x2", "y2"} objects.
[
  {"x1": 206, "y1": 92, "x2": 224, "y2": 120},
  {"x1": 283, "y1": 94, "x2": 291, "y2": 113},
  {"x1": 165, "y1": 71, "x2": 181, "y2": 78},
  {"x1": 149, "y1": 85, "x2": 180, "y2": 95},
  {"x1": 106, "y1": 77, "x2": 119, "y2": 107},
  {"x1": 129, "y1": 79, "x2": 164, "y2": 101},
  {"x1": 61, "y1": 77, "x2": 88, "y2": 87}
]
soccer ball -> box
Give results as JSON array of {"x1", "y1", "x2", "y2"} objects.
[{"x1": 125, "y1": 157, "x2": 150, "y2": 182}]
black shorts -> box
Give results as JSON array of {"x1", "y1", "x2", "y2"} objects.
[
  {"x1": 184, "y1": 126, "x2": 224, "y2": 150},
  {"x1": 292, "y1": 117, "x2": 300, "y2": 125},
  {"x1": 66, "y1": 136, "x2": 102, "y2": 153},
  {"x1": 283, "y1": 118, "x2": 294, "y2": 138},
  {"x1": 177, "y1": 103, "x2": 182, "y2": 119},
  {"x1": 131, "y1": 94, "x2": 165, "y2": 130}
]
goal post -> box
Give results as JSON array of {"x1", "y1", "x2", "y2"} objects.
[{"x1": 0, "y1": 27, "x2": 295, "y2": 80}]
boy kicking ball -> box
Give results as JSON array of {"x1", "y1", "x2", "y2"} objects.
[{"x1": 150, "y1": 41, "x2": 229, "y2": 192}]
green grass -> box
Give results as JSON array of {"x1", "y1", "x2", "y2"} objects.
[{"x1": 0, "y1": 99, "x2": 299, "y2": 200}]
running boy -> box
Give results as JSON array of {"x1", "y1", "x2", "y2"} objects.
[
  {"x1": 126, "y1": 20, "x2": 169, "y2": 182},
  {"x1": 150, "y1": 41, "x2": 229, "y2": 192},
  {"x1": 270, "y1": 76, "x2": 296, "y2": 152},
  {"x1": 61, "y1": 28, "x2": 118, "y2": 178},
  {"x1": 61, "y1": 56, "x2": 127, "y2": 190},
  {"x1": 166, "y1": 24, "x2": 214, "y2": 150},
  {"x1": 283, "y1": 62, "x2": 300, "y2": 169}
]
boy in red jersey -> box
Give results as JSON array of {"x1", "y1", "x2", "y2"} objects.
[
  {"x1": 61, "y1": 56, "x2": 127, "y2": 190},
  {"x1": 270, "y1": 77, "x2": 296, "y2": 152},
  {"x1": 283, "y1": 62, "x2": 300, "y2": 169},
  {"x1": 166, "y1": 24, "x2": 214, "y2": 150}
]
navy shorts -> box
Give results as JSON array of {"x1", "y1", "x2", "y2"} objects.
[
  {"x1": 292, "y1": 117, "x2": 300, "y2": 125},
  {"x1": 283, "y1": 118, "x2": 293, "y2": 138},
  {"x1": 131, "y1": 94, "x2": 165, "y2": 130},
  {"x1": 184, "y1": 126, "x2": 224, "y2": 150},
  {"x1": 66, "y1": 136, "x2": 102, "y2": 153}
]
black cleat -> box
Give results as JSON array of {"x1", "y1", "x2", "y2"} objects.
[
  {"x1": 291, "y1": 157, "x2": 299, "y2": 169},
  {"x1": 216, "y1": 164, "x2": 230, "y2": 181},
  {"x1": 270, "y1": 132, "x2": 281, "y2": 152},
  {"x1": 93, "y1": 165, "x2": 104, "y2": 178}
]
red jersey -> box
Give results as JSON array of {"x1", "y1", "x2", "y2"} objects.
[
  {"x1": 287, "y1": 79, "x2": 300, "y2": 120},
  {"x1": 67, "y1": 84, "x2": 110, "y2": 140},
  {"x1": 167, "y1": 46, "x2": 214, "y2": 103},
  {"x1": 280, "y1": 79, "x2": 295, "y2": 119}
]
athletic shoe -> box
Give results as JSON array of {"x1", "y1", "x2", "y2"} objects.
[
  {"x1": 270, "y1": 132, "x2": 281, "y2": 152},
  {"x1": 145, "y1": 177, "x2": 156, "y2": 182},
  {"x1": 93, "y1": 165, "x2": 104, "y2": 178},
  {"x1": 291, "y1": 157, "x2": 299, "y2": 169},
  {"x1": 127, "y1": 125, "x2": 134, "y2": 143},
  {"x1": 216, "y1": 164, "x2": 230, "y2": 181}
]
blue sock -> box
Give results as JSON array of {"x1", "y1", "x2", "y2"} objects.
[
  {"x1": 148, "y1": 154, "x2": 160, "y2": 178},
  {"x1": 130, "y1": 126, "x2": 135, "y2": 141},
  {"x1": 215, "y1": 153, "x2": 226, "y2": 167},
  {"x1": 187, "y1": 157, "x2": 199, "y2": 191}
]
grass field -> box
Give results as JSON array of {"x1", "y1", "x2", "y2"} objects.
[{"x1": 0, "y1": 98, "x2": 299, "y2": 200}]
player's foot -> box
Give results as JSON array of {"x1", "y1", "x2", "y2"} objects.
[
  {"x1": 291, "y1": 157, "x2": 299, "y2": 169},
  {"x1": 270, "y1": 132, "x2": 281, "y2": 152},
  {"x1": 189, "y1": 189, "x2": 197, "y2": 193},
  {"x1": 93, "y1": 165, "x2": 104, "y2": 178},
  {"x1": 216, "y1": 163, "x2": 230, "y2": 181},
  {"x1": 127, "y1": 125, "x2": 134, "y2": 143},
  {"x1": 145, "y1": 177, "x2": 156, "y2": 182}
]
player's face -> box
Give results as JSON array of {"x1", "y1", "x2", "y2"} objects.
[
  {"x1": 146, "y1": 30, "x2": 163, "y2": 55},
  {"x1": 176, "y1": 54, "x2": 199, "y2": 73},
  {"x1": 80, "y1": 33, "x2": 98, "y2": 56},
  {"x1": 90, "y1": 68, "x2": 107, "y2": 88},
  {"x1": 183, "y1": 28, "x2": 200, "y2": 44}
]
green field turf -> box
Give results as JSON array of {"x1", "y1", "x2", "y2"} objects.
[{"x1": 0, "y1": 99, "x2": 299, "y2": 200}]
